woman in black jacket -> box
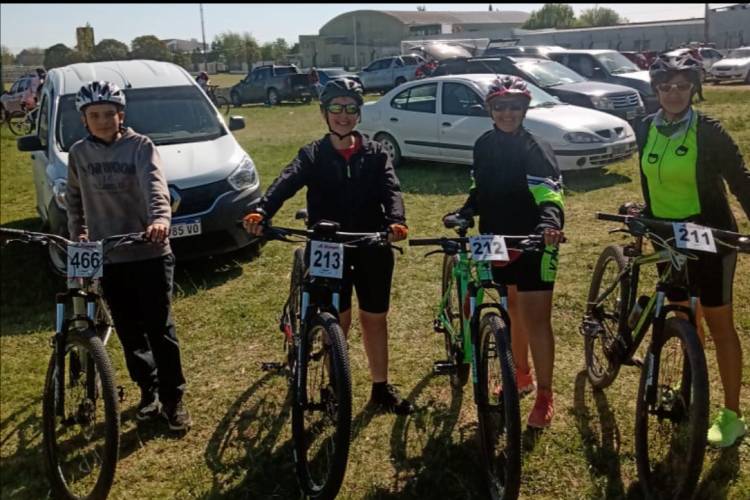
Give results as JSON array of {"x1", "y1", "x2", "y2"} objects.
[{"x1": 634, "y1": 54, "x2": 750, "y2": 448}]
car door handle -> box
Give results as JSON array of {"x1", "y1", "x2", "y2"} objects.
[
  {"x1": 442, "y1": 122, "x2": 452, "y2": 127},
  {"x1": 389, "y1": 117, "x2": 398, "y2": 122}
]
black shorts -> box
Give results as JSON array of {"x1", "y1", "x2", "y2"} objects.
[
  {"x1": 656, "y1": 250, "x2": 736, "y2": 307},
  {"x1": 305, "y1": 244, "x2": 394, "y2": 314},
  {"x1": 490, "y1": 246, "x2": 557, "y2": 292}
]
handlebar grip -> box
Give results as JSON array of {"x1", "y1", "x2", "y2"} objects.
[{"x1": 596, "y1": 212, "x2": 628, "y2": 222}]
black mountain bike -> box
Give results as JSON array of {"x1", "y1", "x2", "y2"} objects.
[
  {"x1": 258, "y1": 214, "x2": 399, "y2": 499},
  {"x1": 580, "y1": 212, "x2": 750, "y2": 498},
  {"x1": 1, "y1": 227, "x2": 146, "y2": 500}
]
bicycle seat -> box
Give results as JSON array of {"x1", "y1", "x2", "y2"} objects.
[{"x1": 443, "y1": 214, "x2": 474, "y2": 230}]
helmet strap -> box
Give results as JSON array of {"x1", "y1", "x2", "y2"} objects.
[{"x1": 324, "y1": 110, "x2": 359, "y2": 140}]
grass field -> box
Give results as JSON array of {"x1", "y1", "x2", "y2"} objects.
[{"x1": 1, "y1": 86, "x2": 749, "y2": 499}]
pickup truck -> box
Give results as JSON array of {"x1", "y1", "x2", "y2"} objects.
[
  {"x1": 229, "y1": 65, "x2": 313, "y2": 106},
  {"x1": 358, "y1": 55, "x2": 426, "y2": 93}
]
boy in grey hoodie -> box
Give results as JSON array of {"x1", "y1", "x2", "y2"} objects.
[{"x1": 66, "y1": 81, "x2": 191, "y2": 431}]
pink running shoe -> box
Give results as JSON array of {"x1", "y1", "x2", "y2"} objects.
[{"x1": 527, "y1": 388, "x2": 554, "y2": 429}]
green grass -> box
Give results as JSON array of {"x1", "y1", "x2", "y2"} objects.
[{"x1": 2, "y1": 88, "x2": 749, "y2": 499}]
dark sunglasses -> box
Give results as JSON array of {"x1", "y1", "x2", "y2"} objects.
[
  {"x1": 490, "y1": 101, "x2": 526, "y2": 112},
  {"x1": 326, "y1": 103, "x2": 360, "y2": 114},
  {"x1": 656, "y1": 82, "x2": 693, "y2": 93}
]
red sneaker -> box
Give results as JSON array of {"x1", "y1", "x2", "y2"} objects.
[
  {"x1": 492, "y1": 368, "x2": 536, "y2": 399},
  {"x1": 527, "y1": 389, "x2": 554, "y2": 429}
]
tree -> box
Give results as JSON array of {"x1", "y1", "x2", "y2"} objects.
[
  {"x1": 212, "y1": 31, "x2": 259, "y2": 68},
  {"x1": 130, "y1": 35, "x2": 172, "y2": 61},
  {"x1": 92, "y1": 38, "x2": 129, "y2": 61},
  {"x1": 44, "y1": 43, "x2": 84, "y2": 69},
  {"x1": 1, "y1": 45, "x2": 14, "y2": 66},
  {"x1": 172, "y1": 52, "x2": 192, "y2": 70},
  {"x1": 522, "y1": 3, "x2": 576, "y2": 29},
  {"x1": 577, "y1": 7, "x2": 624, "y2": 27}
]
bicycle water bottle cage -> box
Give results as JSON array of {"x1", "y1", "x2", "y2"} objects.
[
  {"x1": 312, "y1": 220, "x2": 340, "y2": 236},
  {"x1": 443, "y1": 214, "x2": 474, "y2": 231}
]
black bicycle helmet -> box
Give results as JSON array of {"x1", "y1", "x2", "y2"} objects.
[
  {"x1": 648, "y1": 54, "x2": 702, "y2": 88},
  {"x1": 319, "y1": 78, "x2": 363, "y2": 107}
]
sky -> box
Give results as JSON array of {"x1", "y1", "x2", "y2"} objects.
[{"x1": 0, "y1": 3, "x2": 725, "y2": 54}]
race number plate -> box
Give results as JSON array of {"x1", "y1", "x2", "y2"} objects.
[
  {"x1": 469, "y1": 235, "x2": 509, "y2": 261},
  {"x1": 673, "y1": 222, "x2": 717, "y2": 253},
  {"x1": 170, "y1": 219, "x2": 202, "y2": 239},
  {"x1": 67, "y1": 242, "x2": 104, "y2": 278},
  {"x1": 309, "y1": 241, "x2": 344, "y2": 279}
]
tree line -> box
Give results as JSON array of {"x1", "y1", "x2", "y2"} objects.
[{"x1": 521, "y1": 4, "x2": 627, "y2": 30}]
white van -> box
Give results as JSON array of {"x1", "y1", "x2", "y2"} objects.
[{"x1": 17, "y1": 59, "x2": 262, "y2": 266}]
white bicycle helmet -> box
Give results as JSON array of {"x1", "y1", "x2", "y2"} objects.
[{"x1": 75, "y1": 81, "x2": 127, "y2": 112}]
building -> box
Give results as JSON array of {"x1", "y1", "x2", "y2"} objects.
[
  {"x1": 15, "y1": 48, "x2": 45, "y2": 67},
  {"x1": 162, "y1": 38, "x2": 207, "y2": 54},
  {"x1": 76, "y1": 24, "x2": 95, "y2": 58},
  {"x1": 299, "y1": 9, "x2": 529, "y2": 68}
]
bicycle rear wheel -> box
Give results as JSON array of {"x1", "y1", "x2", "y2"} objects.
[
  {"x1": 634, "y1": 317, "x2": 708, "y2": 499},
  {"x1": 477, "y1": 312, "x2": 521, "y2": 500},
  {"x1": 215, "y1": 95, "x2": 231, "y2": 115},
  {"x1": 584, "y1": 245, "x2": 629, "y2": 389},
  {"x1": 42, "y1": 330, "x2": 120, "y2": 500},
  {"x1": 292, "y1": 312, "x2": 352, "y2": 499},
  {"x1": 8, "y1": 111, "x2": 33, "y2": 136},
  {"x1": 442, "y1": 254, "x2": 470, "y2": 387}
]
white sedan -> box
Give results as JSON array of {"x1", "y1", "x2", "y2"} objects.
[{"x1": 358, "y1": 73, "x2": 637, "y2": 171}]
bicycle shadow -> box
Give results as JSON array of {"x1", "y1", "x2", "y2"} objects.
[
  {"x1": 694, "y1": 446, "x2": 741, "y2": 499},
  {"x1": 0, "y1": 397, "x2": 48, "y2": 497},
  {"x1": 571, "y1": 369, "x2": 629, "y2": 499}
]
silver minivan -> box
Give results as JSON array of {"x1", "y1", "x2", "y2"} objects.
[{"x1": 17, "y1": 59, "x2": 262, "y2": 268}]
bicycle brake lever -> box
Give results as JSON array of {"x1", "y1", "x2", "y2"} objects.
[
  {"x1": 424, "y1": 249, "x2": 443, "y2": 258},
  {"x1": 390, "y1": 244, "x2": 404, "y2": 254}
]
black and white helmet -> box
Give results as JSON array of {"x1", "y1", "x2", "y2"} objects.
[
  {"x1": 319, "y1": 78, "x2": 364, "y2": 106},
  {"x1": 75, "y1": 81, "x2": 127, "y2": 112}
]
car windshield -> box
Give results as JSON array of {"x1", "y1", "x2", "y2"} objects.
[
  {"x1": 594, "y1": 52, "x2": 640, "y2": 74},
  {"x1": 516, "y1": 60, "x2": 586, "y2": 86},
  {"x1": 728, "y1": 48, "x2": 750, "y2": 58},
  {"x1": 474, "y1": 78, "x2": 561, "y2": 108},
  {"x1": 57, "y1": 86, "x2": 226, "y2": 152},
  {"x1": 275, "y1": 67, "x2": 298, "y2": 75}
]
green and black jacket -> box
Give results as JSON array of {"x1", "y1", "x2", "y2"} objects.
[
  {"x1": 634, "y1": 111, "x2": 750, "y2": 232},
  {"x1": 459, "y1": 125, "x2": 564, "y2": 236}
]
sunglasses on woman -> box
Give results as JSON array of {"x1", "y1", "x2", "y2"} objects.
[
  {"x1": 490, "y1": 101, "x2": 527, "y2": 112},
  {"x1": 656, "y1": 82, "x2": 693, "y2": 93},
  {"x1": 326, "y1": 103, "x2": 360, "y2": 114}
]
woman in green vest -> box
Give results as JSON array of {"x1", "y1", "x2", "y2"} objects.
[{"x1": 633, "y1": 54, "x2": 750, "y2": 448}]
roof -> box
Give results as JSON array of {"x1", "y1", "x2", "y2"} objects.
[
  {"x1": 48, "y1": 59, "x2": 193, "y2": 95},
  {"x1": 518, "y1": 17, "x2": 704, "y2": 35},
  {"x1": 358, "y1": 9, "x2": 529, "y2": 25}
]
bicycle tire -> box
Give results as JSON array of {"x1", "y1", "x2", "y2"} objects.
[
  {"x1": 8, "y1": 110, "x2": 33, "y2": 136},
  {"x1": 287, "y1": 247, "x2": 305, "y2": 370},
  {"x1": 634, "y1": 317, "x2": 708, "y2": 499},
  {"x1": 441, "y1": 254, "x2": 470, "y2": 387},
  {"x1": 215, "y1": 95, "x2": 231, "y2": 115},
  {"x1": 584, "y1": 245, "x2": 628, "y2": 389},
  {"x1": 291, "y1": 312, "x2": 352, "y2": 499},
  {"x1": 42, "y1": 330, "x2": 119, "y2": 500},
  {"x1": 476, "y1": 312, "x2": 521, "y2": 500}
]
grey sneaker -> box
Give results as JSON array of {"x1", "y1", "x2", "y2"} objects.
[
  {"x1": 162, "y1": 400, "x2": 192, "y2": 431},
  {"x1": 136, "y1": 390, "x2": 161, "y2": 421}
]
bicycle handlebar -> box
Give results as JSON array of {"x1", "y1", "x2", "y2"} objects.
[{"x1": 0, "y1": 227, "x2": 149, "y2": 251}]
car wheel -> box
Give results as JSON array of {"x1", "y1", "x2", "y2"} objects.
[
  {"x1": 375, "y1": 133, "x2": 401, "y2": 168},
  {"x1": 231, "y1": 91, "x2": 242, "y2": 107},
  {"x1": 395, "y1": 77, "x2": 407, "y2": 87},
  {"x1": 745, "y1": 71, "x2": 750, "y2": 84},
  {"x1": 267, "y1": 88, "x2": 279, "y2": 106}
]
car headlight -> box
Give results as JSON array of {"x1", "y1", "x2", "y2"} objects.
[
  {"x1": 227, "y1": 156, "x2": 258, "y2": 191},
  {"x1": 52, "y1": 178, "x2": 67, "y2": 210},
  {"x1": 590, "y1": 96, "x2": 615, "y2": 110},
  {"x1": 563, "y1": 132, "x2": 604, "y2": 144}
]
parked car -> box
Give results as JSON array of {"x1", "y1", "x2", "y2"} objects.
[
  {"x1": 230, "y1": 64, "x2": 313, "y2": 106},
  {"x1": 663, "y1": 46, "x2": 724, "y2": 76},
  {"x1": 709, "y1": 47, "x2": 750, "y2": 83},
  {"x1": 432, "y1": 56, "x2": 645, "y2": 122},
  {"x1": 619, "y1": 51, "x2": 651, "y2": 70},
  {"x1": 482, "y1": 45, "x2": 564, "y2": 58},
  {"x1": 1, "y1": 73, "x2": 37, "y2": 117},
  {"x1": 358, "y1": 73, "x2": 636, "y2": 171},
  {"x1": 316, "y1": 67, "x2": 362, "y2": 87},
  {"x1": 16, "y1": 59, "x2": 261, "y2": 269},
  {"x1": 546, "y1": 49, "x2": 659, "y2": 112},
  {"x1": 358, "y1": 54, "x2": 427, "y2": 93}
]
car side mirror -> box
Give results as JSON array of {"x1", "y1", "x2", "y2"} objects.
[
  {"x1": 228, "y1": 116, "x2": 245, "y2": 131},
  {"x1": 17, "y1": 135, "x2": 43, "y2": 152},
  {"x1": 469, "y1": 104, "x2": 486, "y2": 114}
]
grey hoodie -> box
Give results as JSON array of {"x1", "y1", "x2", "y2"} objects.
[{"x1": 66, "y1": 127, "x2": 172, "y2": 263}]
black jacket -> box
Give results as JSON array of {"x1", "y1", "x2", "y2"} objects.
[
  {"x1": 459, "y1": 126, "x2": 565, "y2": 235},
  {"x1": 634, "y1": 111, "x2": 750, "y2": 232},
  {"x1": 258, "y1": 132, "x2": 406, "y2": 231}
]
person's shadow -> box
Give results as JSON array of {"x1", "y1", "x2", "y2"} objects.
[{"x1": 694, "y1": 445, "x2": 742, "y2": 499}]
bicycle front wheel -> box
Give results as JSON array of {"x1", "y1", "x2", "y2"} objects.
[
  {"x1": 215, "y1": 95, "x2": 231, "y2": 115},
  {"x1": 42, "y1": 330, "x2": 120, "y2": 500},
  {"x1": 292, "y1": 312, "x2": 352, "y2": 499},
  {"x1": 8, "y1": 111, "x2": 33, "y2": 136},
  {"x1": 476, "y1": 312, "x2": 521, "y2": 500},
  {"x1": 442, "y1": 254, "x2": 470, "y2": 387},
  {"x1": 634, "y1": 317, "x2": 708, "y2": 499}
]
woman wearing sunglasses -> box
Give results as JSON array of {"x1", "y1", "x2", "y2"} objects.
[
  {"x1": 446, "y1": 75, "x2": 565, "y2": 429},
  {"x1": 243, "y1": 78, "x2": 414, "y2": 415},
  {"x1": 633, "y1": 54, "x2": 750, "y2": 448}
]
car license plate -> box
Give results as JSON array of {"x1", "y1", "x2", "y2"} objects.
[
  {"x1": 612, "y1": 144, "x2": 628, "y2": 155},
  {"x1": 170, "y1": 219, "x2": 202, "y2": 239},
  {"x1": 626, "y1": 110, "x2": 637, "y2": 119}
]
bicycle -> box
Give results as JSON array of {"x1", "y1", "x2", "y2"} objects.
[
  {"x1": 580, "y1": 211, "x2": 750, "y2": 498},
  {"x1": 256, "y1": 213, "x2": 400, "y2": 499},
  {"x1": 0, "y1": 227, "x2": 147, "y2": 500},
  {"x1": 409, "y1": 214, "x2": 554, "y2": 500},
  {"x1": 206, "y1": 84, "x2": 231, "y2": 115},
  {"x1": 7, "y1": 104, "x2": 36, "y2": 136}
]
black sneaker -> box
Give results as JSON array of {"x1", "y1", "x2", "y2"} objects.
[
  {"x1": 162, "y1": 399, "x2": 192, "y2": 431},
  {"x1": 136, "y1": 390, "x2": 161, "y2": 421},
  {"x1": 369, "y1": 383, "x2": 414, "y2": 415}
]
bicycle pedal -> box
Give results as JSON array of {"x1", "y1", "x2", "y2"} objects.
[
  {"x1": 433, "y1": 360, "x2": 456, "y2": 375},
  {"x1": 624, "y1": 356, "x2": 643, "y2": 368},
  {"x1": 261, "y1": 362, "x2": 285, "y2": 372},
  {"x1": 579, "y1": 318, "x2": 604, "y2": 338}
]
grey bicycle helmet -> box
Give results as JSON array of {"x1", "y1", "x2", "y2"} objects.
[
  {"x1": 75, "y1": 80, "x2": 127, "y2": 112},
  {"x1": 648, "y1": 54, "x2": 702, "y2": 88},
  {"x1": 319, "y1": 78, "x2": 363, "y2": 107}
]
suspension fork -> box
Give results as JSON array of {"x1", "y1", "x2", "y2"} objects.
[{"x1": 54, "y1": 293, "x2": 67, "y2": 417}]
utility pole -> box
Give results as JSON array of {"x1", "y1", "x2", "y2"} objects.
[
  {"x1": 353, "y1": 15, "x2": 358, "y2": 69},
  {"x1": 704, "y1": 3, "x2": 710, "y2": 44},
  {"x1": 200, "y1": 3, "x2": 208, "y2": 71}
]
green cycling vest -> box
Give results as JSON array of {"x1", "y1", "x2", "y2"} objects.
[{"x1": 641, "y1": 115, "x2": 700, "y2": 219}]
